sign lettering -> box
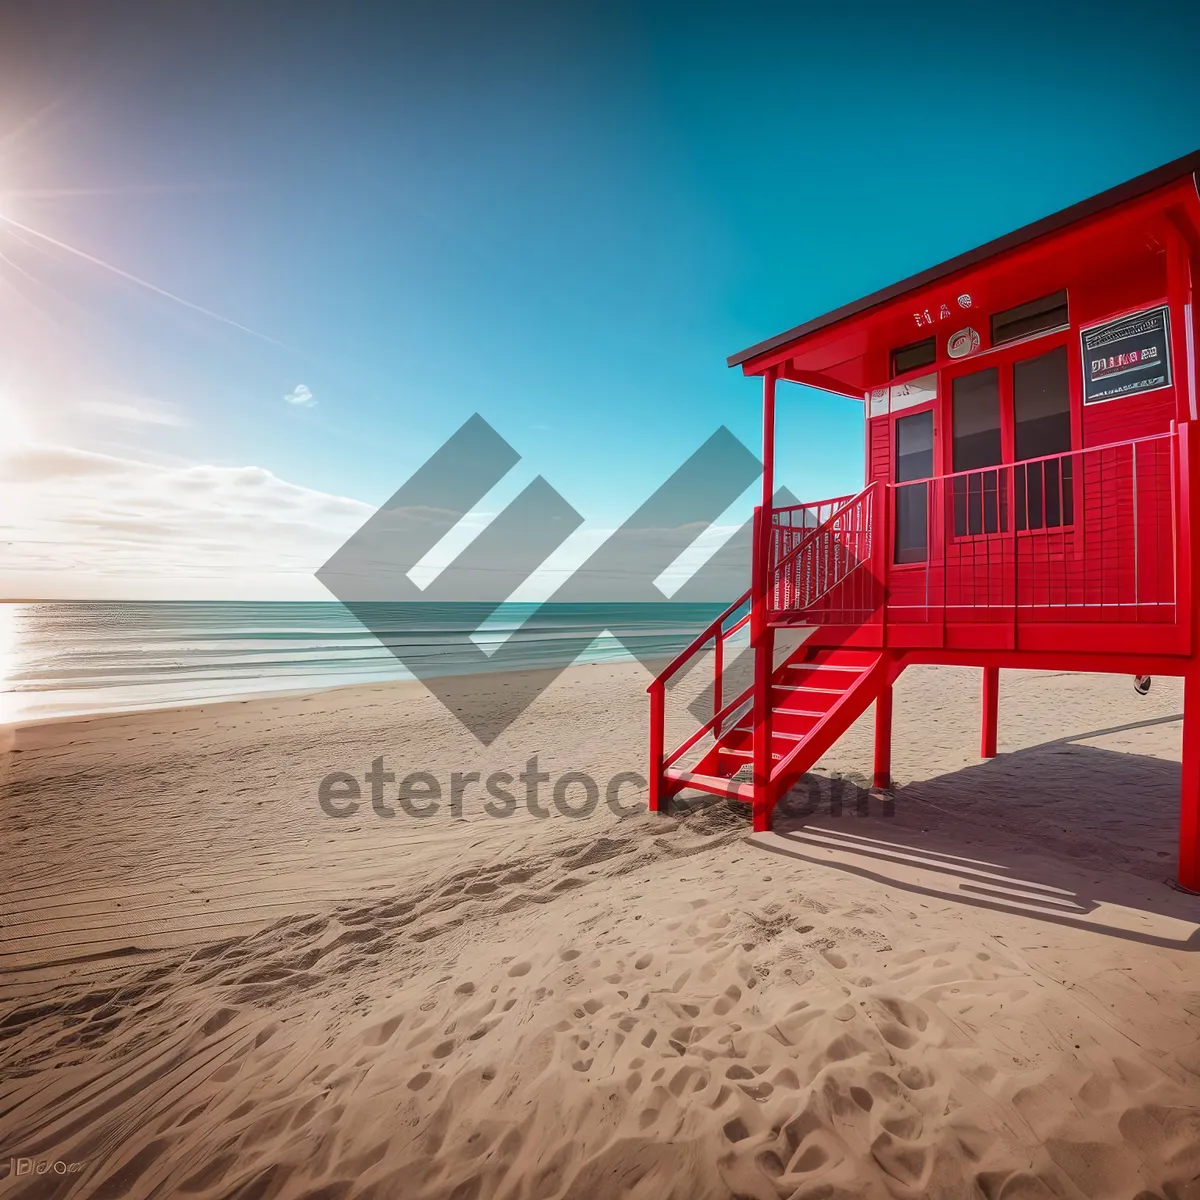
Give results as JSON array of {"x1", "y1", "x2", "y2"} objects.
[{"x1": 1081, "y1": 305, "x2": 1172, "y2": 404}]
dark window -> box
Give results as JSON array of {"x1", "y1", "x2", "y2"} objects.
[
  {"x1": 894, "y1": 409, "x2": 932, "y2": 563},
  {"x1": 952, "y1": 368, "x2": 1005, "y2": 536},
  {"x1": 1013, "y1": 345, "x2": 1073, "y2": 530},
  {"x1": 991, "y1": 289, "x2": 1068, "y2": 346},
  {"x1": 890, "y1": 337, "x2": 936, "y2": 379},
  {"x1": 951, "y1": 369, "x2": 1001, "y2": 471}
]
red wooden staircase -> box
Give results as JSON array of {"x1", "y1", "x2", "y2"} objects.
[
  {"x1": 648, "y1": 485, "x2": 900, "y2": 832},
  {"x1": 652, "y1": 641, "x2": 900, "y2": 824},
  {"x1": 683, "y1": 645, "x2": 895, "y2": 791}
]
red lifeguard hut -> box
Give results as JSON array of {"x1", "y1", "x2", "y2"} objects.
[{"x1": 648, "y1": 149, "x2": 1200, "y2": 891}]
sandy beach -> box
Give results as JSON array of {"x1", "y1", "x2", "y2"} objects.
[{"x1": 2, "y1": 662, "x2": 1199, "y2": 1199}]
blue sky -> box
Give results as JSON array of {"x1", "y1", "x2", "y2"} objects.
[{"x1": 1, "y1": 0, "x2": 1199, "y2": 597}]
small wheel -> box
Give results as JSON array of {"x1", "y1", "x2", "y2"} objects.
[{"x1": 1133, "y1": 675, "x2": 1152, "y2": 695}]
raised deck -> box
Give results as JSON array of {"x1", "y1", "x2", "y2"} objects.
[{"x1": 648, "y1": 149, "x2": 1200, "y2": 890}]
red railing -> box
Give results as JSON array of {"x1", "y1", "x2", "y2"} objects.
[
  {"x1": 769, "y1": 484, "x2": 882, "y2": 623},
  {"x1": 770, "y1": 493, "x2": 856, "y2": 543},
  {"x1": 647, "y1": 589, "x2": 754, "y2": 806},
  {"x1": 887, "y1": 431, "x2": 1177, "y2": 623},
  {"x1": 763, "y1": 431, "x2": 1179, "y2": 631},
  {"x1": 648, "y1": 430, "x2": 1182, "y2": 808}
]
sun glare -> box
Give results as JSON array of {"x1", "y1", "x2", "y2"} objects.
[{"x1": 0, "y1": 392, "x2": 35, "y2": 445}]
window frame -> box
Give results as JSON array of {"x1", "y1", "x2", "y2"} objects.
[
  {"x1": 890, "y1": 336, "x2": 937, "y2": 379},
  {"x1": 939, "y1": 329, "x2": 1080, "y2": 544},
  {"x1": 990, "y1": 289, "x2": 1070, "y2": 348},
  {"x1": 888, "y1": 398, "x2": 937, "y2": 567}
]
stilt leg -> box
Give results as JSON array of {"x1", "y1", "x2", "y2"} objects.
[
  {"x1": 1180, "y1": 670, "x2": 1200, "y2": 890},
  {"x1": 873, "y1": 682, "x2": 893, "y2": 790},
  {"x1": 648, "y1": 684, "x2": 667, "y2": 815},
  {"x1": 648, "y1": 772, "x2": 668, "y2": 815},
  {"x1": 981, "y1": 667, "x2": 999, "y2": 760},
  {"x1": 751, "y1": 624, "x2": 775, "y2": 833}
]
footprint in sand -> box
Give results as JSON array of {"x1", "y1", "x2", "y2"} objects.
[
  {"x1": 879, "y1": 1022, "x2": 919, "y2": 1049},
  {"x1": 881, "y1": 1110, "x2": 923, "y2": 1140},
  {"x1": 668, "y1": 1024, "x2": 697, "y2": 1051},
  {"x1": 668, "y1": 1065, "x2": 706, "y2": 1096},
  {"x1": 210, "y1": 1059, "x2": 242, "y2": 1084},
  {"x1": 823, "y1": 1033, "x2": 868, "y2": 1063},
  {"x1": 792, "y1": 1142, "x2": 831, "y2": 1173},
  {"x1": 201, "y1": 1006, "x2": 240, "y2": 1036},
  {"x1": 723, "y1": 1117, "x2": 751, "y2": 1142},
  {"x1": 365, "y1": 1015, "x2": 403, "y2": 1046},
  {"x1": 713, "y1": 985, "x2": 741, "y2": 1016},
  {"x1": 508, "y1": 961, "x2": 531, "y2": 977},
  {"x1": 871, "y1": 1130, "x2": 930, "y2": 1187},
  {"x1": 757, "y1": 1149, "x2": 786, "y2": 1178},
  {"x1": 898, "y1": 1064, "x2": 934, "y2": 1090}
]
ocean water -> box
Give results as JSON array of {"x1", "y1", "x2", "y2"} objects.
[{"x1": 0, "y1": 600, "x2": 739, "y2": 724}]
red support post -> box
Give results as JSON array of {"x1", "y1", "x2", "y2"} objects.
[
  {"x1": 981, "y1": 666, "x2": 999, "y2": 759},
  {"x1": 648, "y1": 682, "x2": 666, "y2": 814},
  {"x1": 713, "y1": 630, "x2": 724, "y2": 738},
  {"x1": 751, "y1": 507, "x2": 774, "y2": 833},
  {"x1": 1179, "y1": 423, "x2": 1194, "y2": 657},
  {"x1": 872, "y1": 479, "x2": 888, "y2": 631},
  {"x1": 1182, "y1": 418, "x2": 1200, "y2": 889},
  {"x1": 1166, "y1": 223, "x2": 1195, "y2": 425},
  {"x1": 751, "y1": 369, "x2": 777, "y2": 833},
  {"x1": 873, "y1": 680, "x2": 893, "y2": 790},
  {"x1": 1180, "y1": 668, "x2": 1200, "y2": 891}
]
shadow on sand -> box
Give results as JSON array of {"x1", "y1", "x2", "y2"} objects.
[{"x1": 686, "y1": 714, "x2": 1200, "y2": 951}]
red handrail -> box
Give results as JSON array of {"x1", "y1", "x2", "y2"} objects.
[
  {"x1": 663, "y1": 681, "x2": 755, "y2": 769},
  {"x1": 647, "y1": 588, "x2": 751, "y2": 691},
  {"x1": 771, "y1": 493, "x2": 855, "y2": 519},
  {"x1": 769, "y1": 484, "x2": 874, "y2": 579},
  {"x1": 648, "y1": 586, "x2": 754, "y2": 812},
  {"x1": 905, "y1": 429, "x2": 1174, "y2": 488}
]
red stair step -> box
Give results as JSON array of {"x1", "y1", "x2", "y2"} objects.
[
  {"x1": 718, "y1": 747, "x2": 784, "y2": 760},
  {"x1": 665, "y1": 769, "x2": 753, "y2": 802}
]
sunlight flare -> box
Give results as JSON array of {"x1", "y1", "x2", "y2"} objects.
[{"x1": 0, "y1": 210, "x2": 289, "y2": 349}]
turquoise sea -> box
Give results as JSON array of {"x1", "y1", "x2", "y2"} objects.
[{"x1": 0, "y1": 601, "x2": 738, "y2": 724}]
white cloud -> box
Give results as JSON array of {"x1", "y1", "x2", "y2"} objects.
[
  {"x1": 0, "y1": 441, "x2": 755, "y2": 603},
  {"x1": 0, "y1": 442, "x2": 371, "y2": 599},
  {"x1": 284, "y1": 384, "x2": 316, "y2": 408}
]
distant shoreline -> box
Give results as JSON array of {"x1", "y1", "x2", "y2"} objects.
[{"x1": 0, "y1": 599, "x2": 728, "y2": 728}]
